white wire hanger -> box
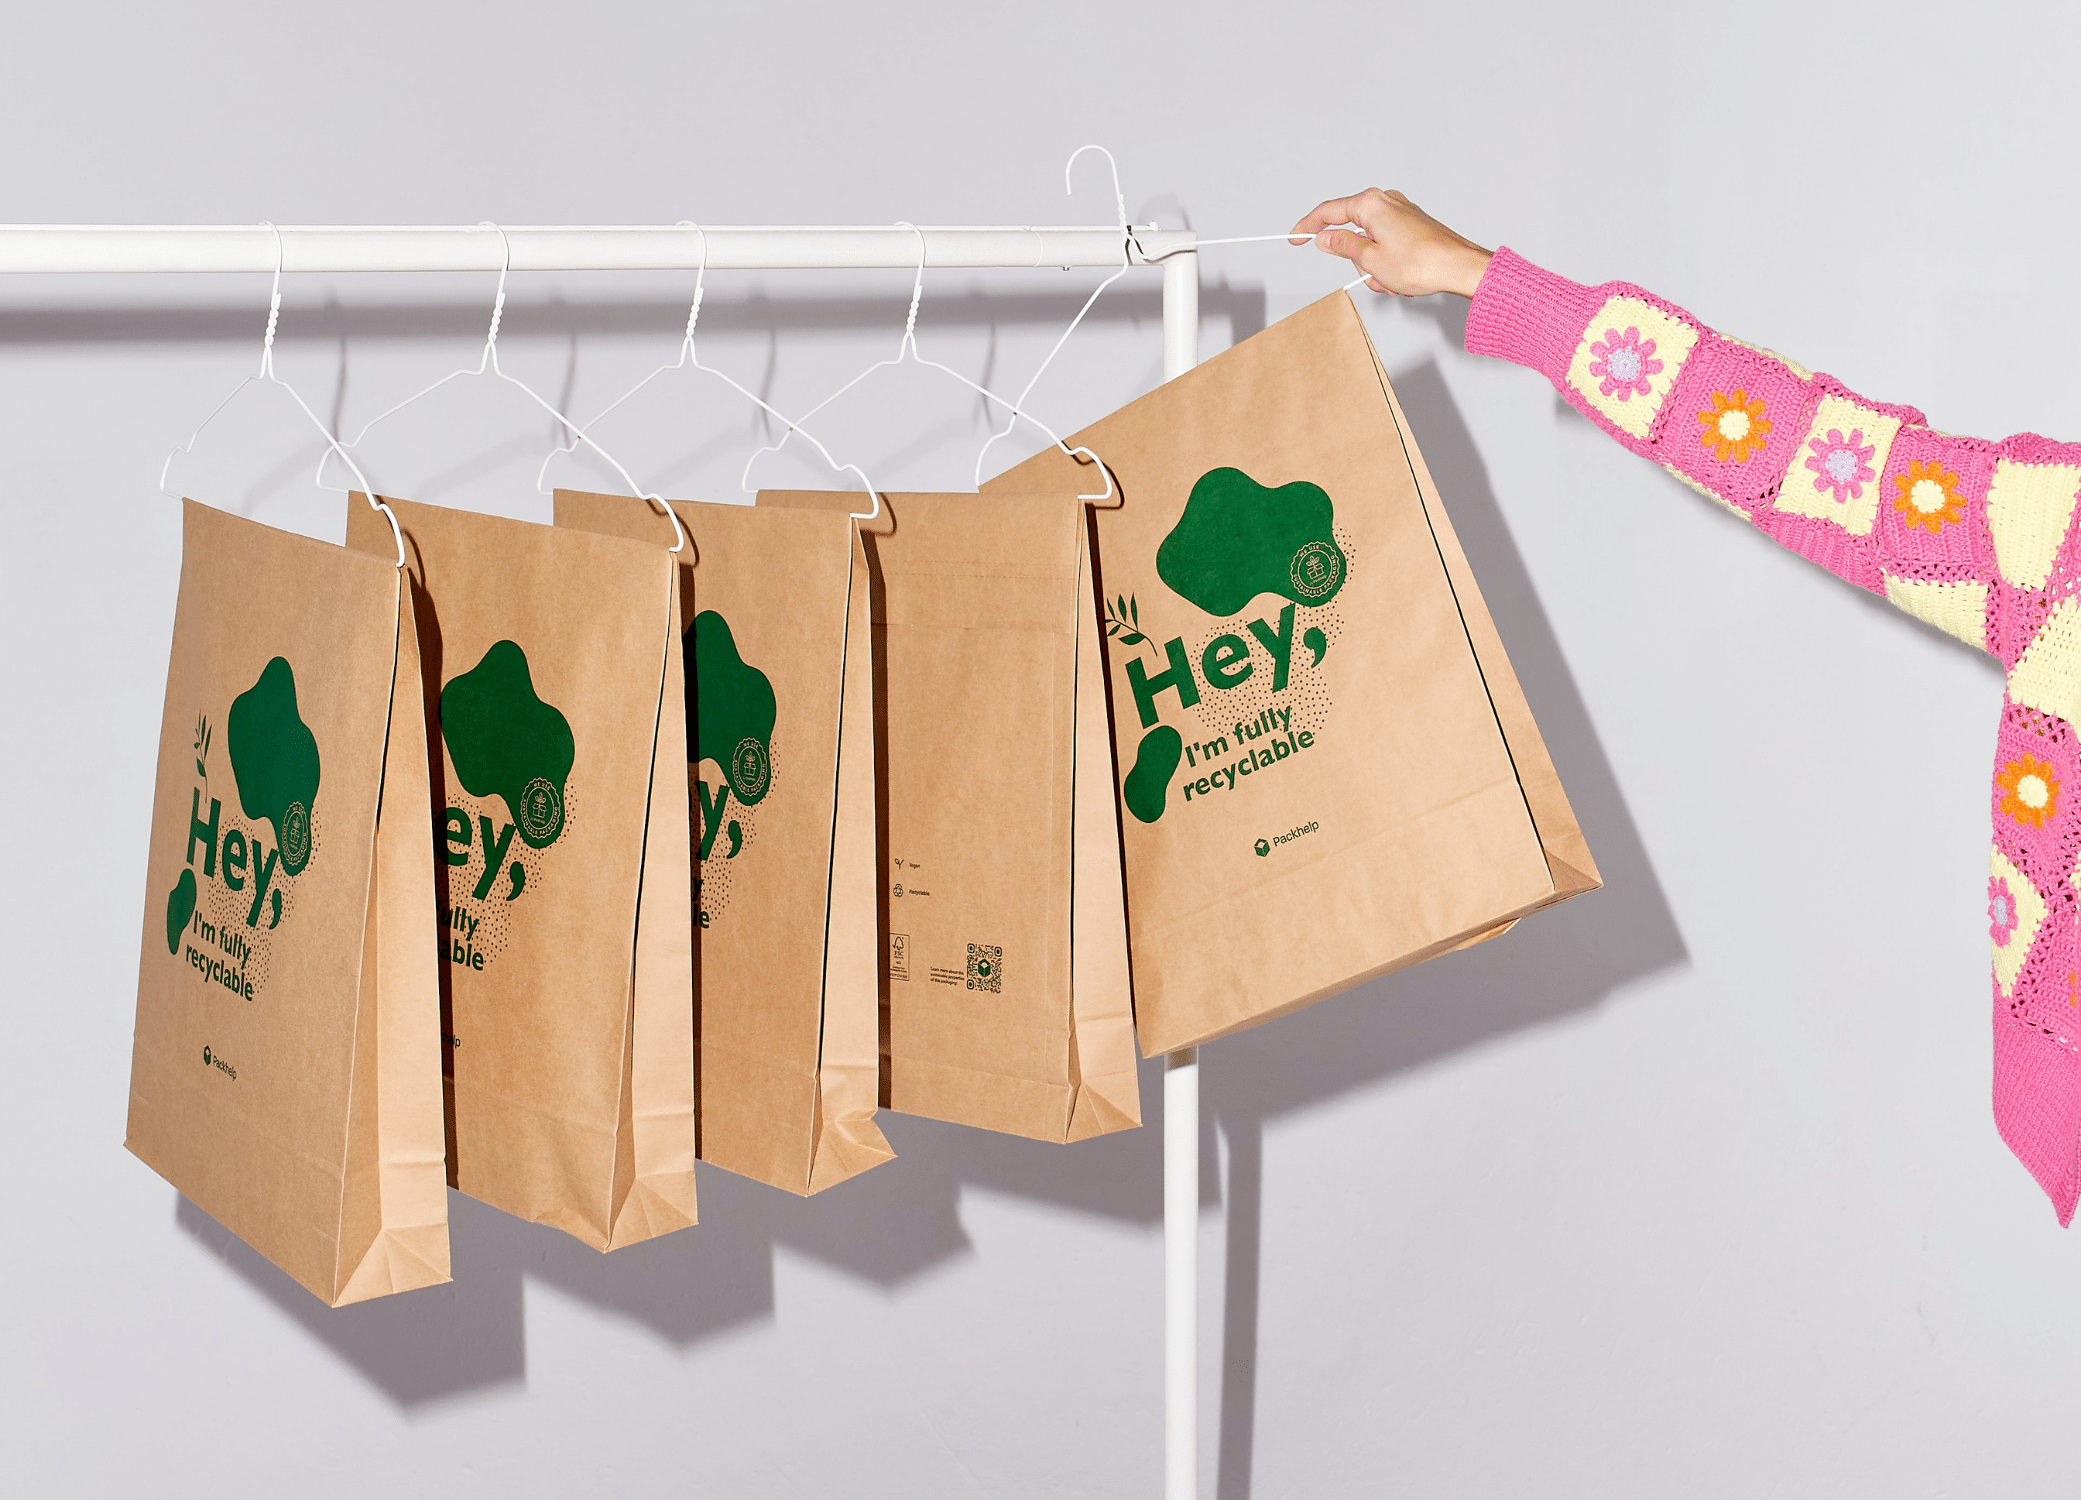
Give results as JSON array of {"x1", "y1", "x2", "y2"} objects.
[
  {"x1": 962, "y1": 148, "x2": 1370, "y2": 485},
  {"x1": 967, "y1": 145, "x2": 1140, "y2": 489},
  {"x1": 319, "y1": 222, "x2": 685, "y2": 553},
  {"x1": 159, "y1": 222, "x2": 406, "y2": 568},
  {"x1": 536, "y1": 222, "x2": 882, "y2": 522},
  {"x1": 740, "y1": 222, "x2": 1117, "y2": 504}
]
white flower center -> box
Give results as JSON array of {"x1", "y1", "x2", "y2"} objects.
[
  {"x1": 1910, "y1": 477, "x2": 1947, "y2": 514},
  {"x1": 1993, "y1": 895, "x2": 2012, "y2": 928},
  {"x1": 2019, "y1": 774, "x2": 2050, "y2": 809},
  {"x1": 1606, "y1": 348, "x2": 1641, "y2": 382},
  {"x1": 1826, "y1": 448, "x2": 1859, "y2": 482},
  {"x1": 1717, "y1": 408, "x2": 1752, "y2": 441}
]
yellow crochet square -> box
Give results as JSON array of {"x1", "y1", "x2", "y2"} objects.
[
  {"x1": 1882, "y1": 576, "x2": 1987, "y2": 649},
  {"x1": 1565, "y1": 296, "x2": 1697, "y2": 439},
  {"x1": 1773, "y1": 395, "x2": 1902, "y2": 537},
  {"x1": 1987, "y1": 459, "x2": 2081, "y2": 591},
  {"x1": 1992, "y1": 845, "x2": 2045, "y2": 999},
  {"x1": 2007, "y1": 598, "x2": 2081, "y2": 723}
]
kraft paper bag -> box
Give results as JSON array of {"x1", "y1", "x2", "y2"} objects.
[
  {"x1": 759, "y1": 489, "x2": 1140, "y2": 1142},
  {"x1": 990, "y1": 291, "x2": 1600, "y2": 1054},
  {"x1": 127, "y1": 501, "x2": 449, "y2": 1306},
  {"x1": 554, "y1": 489, "x2": 892, "y2": 1195},
  {"x1": 1369, "y1": 329, "x2": 1601, "y2": 948},
  {"x1": 346, "y1": 493, "x2": 698, "y2": 1249}
]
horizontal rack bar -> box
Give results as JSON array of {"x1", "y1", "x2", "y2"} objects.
[{"x1": 0, "y1": 225, "x2": 1198, "y2": 275}]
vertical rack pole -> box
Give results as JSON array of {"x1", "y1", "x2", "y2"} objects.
[
  {"x1": 1164, "y1": 1047, "x2": 1200, "y2": 1498},
  {"x1": 1159, "y1": 246, "x2": 1200, "y2": 1500}
]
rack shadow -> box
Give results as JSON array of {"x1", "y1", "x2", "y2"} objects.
[{"x1": 0, "y1": 280, "x2": 1266, "y2": 346}]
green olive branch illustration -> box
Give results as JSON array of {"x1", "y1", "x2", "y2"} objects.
[{"x1": 1104, "y1": 593, "x2": 1150, "y2": 650}]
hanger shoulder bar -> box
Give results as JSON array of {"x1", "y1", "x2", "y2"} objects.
[{"x1": 0, "y1": 225, "x2": 1198, "y2": 274}]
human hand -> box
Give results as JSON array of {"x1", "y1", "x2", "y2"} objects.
[{"x1": 1289, "y1": 189, "x2": 1492, "y2": 299}]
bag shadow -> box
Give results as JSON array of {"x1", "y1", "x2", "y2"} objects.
[{"x1": 1205, "y1": 346, "x2": 1687, "y2": 1499}]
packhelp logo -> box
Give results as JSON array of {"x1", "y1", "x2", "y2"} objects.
[
  {"x1": 164, "y1": 656, "x2": 322, "y2": 1000},
  {"x1": 1115, "y1": 468, "x2": 1344, "y2": 825},
  {"x1": 687, "y1": 610, "x2": 776, "y2": 929},
  {"x1": 436, "y1": 640, "x2": 575, "y2": 971}
]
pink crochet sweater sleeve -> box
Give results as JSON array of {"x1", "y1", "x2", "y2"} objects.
[{"x1": 1467, "y1": 246, "x2": 2081, "y2": 1222}]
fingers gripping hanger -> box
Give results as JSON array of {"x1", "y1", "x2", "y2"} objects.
[
  {"x1": 1139, "y1": 224, "x2": 1368, "y2": 295},
  {"x1": 160, "y1": 223, "x2": 407, "y2": 567},
  {"x1": 740, "y1": 223, "x2": 1117, "y2": 504},
  {"x1": 537, "y1": 222, "x2": 882, "y2": 523},
  {"x1": 321, "y1": 223, "x2": 686, "y2": 553}
]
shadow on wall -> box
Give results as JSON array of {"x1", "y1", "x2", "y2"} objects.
[
  {"x1": 175, "y1": 1083, "x2": 1172, "y2": 1407},
  {"x1": 1203, "y1": 328, "x2": 1688, "y2": 1497},
  {"x1": 168, "y1": 295, "x2": 1680, "y2": 1486}
]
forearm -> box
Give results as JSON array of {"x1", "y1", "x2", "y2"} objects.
[
  {"x1": 1463, "y1": 247, "x2": 2049, "y2": 656},
  {"x1": 1464, "y1": 245, "x2": 2081, "y2": 1220}
]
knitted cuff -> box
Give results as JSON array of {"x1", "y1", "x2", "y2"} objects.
[{"x1": 1464, "y1": 247, "x2": 1606, "y2": 383}]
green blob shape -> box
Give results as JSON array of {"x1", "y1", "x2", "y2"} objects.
[
  {"x1": 440, "y1": 641, "x2": 575, "y2": 850},
  {"x1": 1155, "y1": 467, "x2": 1346, "y2": 616},
  {"x1": 228, "y1": 657, "x2": 322, "y2": 876},
  {"x1": 1303, "y1": 625, "x2": 1328, "y2": 666},
  {"x1": 1123, "y1": 725, "x2": 1183, "y2": 825},
  {"x1": 688, "y1": 611, "x2": 777, "y2": 807},
  {"x1": 166, "y1": 868, "x2": 196, "y2": 954}
]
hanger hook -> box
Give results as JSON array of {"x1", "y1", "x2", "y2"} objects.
[
  {"x1": 1065, "y1": 145, "x2": 1130, "y2": 237},
  {"x1": 894, "y1": 221, "x2": 927, "y2": 351},
  {"x1": 257, "y1": 221, "x2": 285, "y2": 379},
  {"x1": 678, "y1": 220, "x2": 709, "y2": 342},
  {"x1": 478, "y1": 222, "x2": 512, "y2": 355}
]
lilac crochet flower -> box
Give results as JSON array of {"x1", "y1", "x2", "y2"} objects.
[
  {"x1": 1586, "y1": 326, "x2": 1660, "y2": 401},
  {"x1": 1804, "y1": 428, "x2": 1877, "y2": 503},
  {"x1": 1991, "y1": 875, "x2": 2020, "y2": 948}
]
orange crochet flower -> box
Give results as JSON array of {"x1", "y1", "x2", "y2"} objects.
[
  {"x1": 1999, "y1": 754, "x2": 2061, "y2": 829},
  {"x1": 1893, "y1": 458, "x2": 1965, "y2": 533},
  {"x1": 1697, "y1": 389, "x2": 1771, "y2": 463}
]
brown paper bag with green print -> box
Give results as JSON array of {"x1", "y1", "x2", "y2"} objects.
[
  {"x1": 346, "y1": 493, "x2": 698, "y2": 1249},
  {"x1": 989, "y1": 291, "x2": 1599, "y2": 1053},
  {"x1": 126, "y1": 501, "x2": 449, "y2": 1306},
  {"x1": 758, "y1": 489, "x2": 1140, "y2": 1143},
  {"x1": 554, "y1": 489, "x2": 892, "y2": 1195}
]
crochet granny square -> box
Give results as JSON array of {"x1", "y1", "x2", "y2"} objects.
[
  {"x1": 1987, "y1": 457, "x2": 2081, "y2": 592},
  {"x1": 1564, "y1": 295, "x2": 1699, "y2": 439},
  {"x1": 1773, "y1": 394, "x2": 1905, "y2": 538}
]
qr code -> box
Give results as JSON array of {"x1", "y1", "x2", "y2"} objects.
[{"x1": 966, "y1": 943, "x2": 1002, "y2": 993}]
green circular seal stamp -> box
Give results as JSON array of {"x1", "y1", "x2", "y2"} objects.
[
  {"x1": 518, "y1": 776, "x2": 564, "y2": 845},
  {"x1": 732, "y1": 737, "x2": 771, "y2": 801},
  {"x1": 1289, "y1": 539, "x2": 1343, "y2": 601},
  {"x1": 280, "y1": 800, "x2": 311, "y2": 873}
]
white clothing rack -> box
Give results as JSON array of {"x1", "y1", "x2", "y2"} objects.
[{"x1": 3, "y1": 221, "x2": 1205, "y2": 1500}]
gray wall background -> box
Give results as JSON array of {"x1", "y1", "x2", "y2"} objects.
[{"x1": 6, "y1": 2, "x2": 2076, "y2": 1494}]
